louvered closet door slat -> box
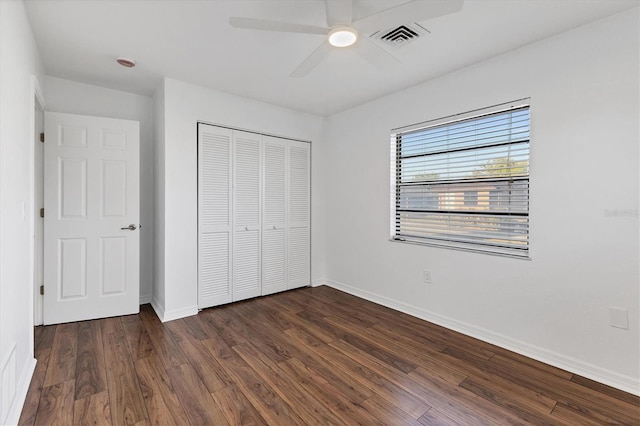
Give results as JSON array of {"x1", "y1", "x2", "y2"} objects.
[
  {"x1": 233, "y1": 131, "x2": 262, "y2": 301},
  {"x1": 262, "y1": 137, "x2": 287, "y2": 295},
  {"x1": 198, "y1": 124, "x2": 232, "y2": 308},
  {"x1": 288, "y1": 141, "x2": 310, "y2": 289}
]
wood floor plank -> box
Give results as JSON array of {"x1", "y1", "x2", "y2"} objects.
[
  {"x1": 459, "y1": 372, "x2": 557, "y2": 414},
  {"x1": 363, "y1": 324, "x2": 468, "y2": 386},
  {"x1": 303, "y1": 334, "x2": 431, "y2": 419},
  {"x1": 24, "y1": 287, "x2": 639, "y2": 426},
  {"x1": 73, "y1": 391, "x2": 111, "y2": 426},
  {"x1": 279, "y1": 308, "x2": 337, "y2": 344},
  {"x1": 34, "y1": 325, "x2": 57, "y2": 353},
  {"x1": 18, "y1": 348, "x2": 51, "y2": 426},
  {"x1": 43, "y1": 323, "x2": 79, "y2": 387},
  {"x1": 361, "y1": 394, "x2": 424, "y2": 426},
  {"x1": 199, "y1": 307, "x2": 250, "y2": 349},
  {"x1": 408, "y1": 365, "x2": 533, "y2": 425},
  {"x1": 121, "y1": 314, "x2": 156, "y2": 360},
  {"x1": 487, "y1": 352, "x2": 640, "y2": 424},
  {"x1": 211, "y1": 384, "x2": 268, "y2": 426},
  {"x1": 164, "y1": 319, "x2": 234, "y2": 392},
  {"x1": 200, "y1": 345, "x2": 306, "y2": 425},
  {"x1": 223, "y1": 304, "x2": 293, "y2": 364},
  {"x1": 180, "y1": 314, "x2": 220, "y2": 340},
  {"x1": 233, "y1": 342, "x2": 346, "y2": 425},
  {"x1": 252, "y1": 297, "x2": 295, "y2": 331},
  {"x1": 209, "y1": 305, "x2": 290, "y2": 364},
  {"x1": 432, "y1": 343, "x2": 638, "y2": 425},
  {"x1": 458, "y1": 377, "x2": 567, "y2": 426},
  {"x1": 134, "y1": 354, "x2": 190, "y2": 426},
  {"x1": 272, "y1": 291, "x2": 332, "y2": 318},
  {"x1": 321, "y1": 315, "x2": 419, "y2": 373},
  {"x1": 570, "y1": 374, "x2": 640, "y2": 406},
  {"x1": 418, "y1": 407, "x2": 463, "y2": 426},
  {"x1": 34, "y1": 380, "x2": 75, "y2": 426},
  {"x1": 75, "y1": 320, "x2": 107, "y2": 400},
  {"x1": 277, "y1": 357, "x2": 387, "y2": 425},
  {"x1": 550, "y1": 401, "x2": 612, "y2": 426},
  {"x1": 138, "y1": 306, "x2": 188, "y2": 370},
  {"x1": 253, "y1": 291, "x2": 305, "y2": 314},
  {"x1": 166, "y1": 363, "x2": 229, "y2": 425},
  {"x1": 101, "y1": 317, "x2": 148, "y2": 425},
  {"x1": 242, "y1": 319, "x2": 375, "y2": 404}
]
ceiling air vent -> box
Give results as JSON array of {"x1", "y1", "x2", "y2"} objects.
[{"x1": 369, "y1": 23, "x2": 430, "y2": 48}]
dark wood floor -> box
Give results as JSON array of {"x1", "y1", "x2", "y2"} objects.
[{"x1": 19, "y1": 286, "x2": 639, "y2": 425}]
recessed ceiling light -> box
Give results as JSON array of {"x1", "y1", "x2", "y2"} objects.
[
  {"x1": 328, "y1": 27, "x2": 358, "y2": 48},
  {"x1": 116, "y1": 57, "x2": 136, "y2": 68}
]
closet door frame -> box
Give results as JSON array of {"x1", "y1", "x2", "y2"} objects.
[{"x1": 197, "y1": 122, "x2": 310, "y2": 309}]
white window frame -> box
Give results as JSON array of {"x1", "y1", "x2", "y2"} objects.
[{"x1": 390, "y1": 98, "x2": 531, "y2": 258}]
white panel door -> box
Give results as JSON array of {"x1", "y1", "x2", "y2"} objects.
[
  {"x1": 262, "y1": 136, "x2": 287, "y2": 296},
  {"x1": 233, "y1": 131, "x2": 262, "y2": 301},
  {"x1": 288, "y1": 141, "x2": 310, "y2": 289},
  {"x1": 44, "y1": 112, "x2": 139, "y2": 324},
  {"x1": 198, "y1": 124, "x2": 233, "y2": 308}
]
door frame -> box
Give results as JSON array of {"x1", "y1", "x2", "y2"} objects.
[{"x1": 29, "y1": 76, "x2": 45, "y2": 329}]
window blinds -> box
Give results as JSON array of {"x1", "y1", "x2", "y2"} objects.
[{"x1": 391, "y1": 100, "x2": 530, "y2": 257}]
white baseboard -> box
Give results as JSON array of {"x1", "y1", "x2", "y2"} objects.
[
  {"x1": 4, "y1": 357, "x2": 36, "y2": 426},
  {"x1": 150, "y1": 297, "x2": 198, "y2": 323},
  {"x1": 150, "y1": 297, "x2": 165, "y2": 321},
  {"x1": 311, "y1": 278, "x2": 327, "y2": 287},
  {"x1": 324, "y1": 279, "x2": 640, "y2": 397},
  {"x1": 139, "y1": 294, "x2": 152, "y2": 305}
]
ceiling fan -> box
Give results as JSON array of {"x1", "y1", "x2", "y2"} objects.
[{"x1": 229, "y1": 0, "x2": 464, "y2": 77}]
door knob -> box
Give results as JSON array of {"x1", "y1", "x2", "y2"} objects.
[{"x1": 121, "y1": 224, "x2": 137, "y2": 231}]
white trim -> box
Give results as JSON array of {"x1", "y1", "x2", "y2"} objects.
[
  {"x1": 311, "y1": 278, "x2": 326, "y2": 287},
  {"x1": 151, "y1": 297, "x2": 197, "y2": 323},
  {"x1": 4, "y1": 357, "x2": 36, "y2": 426},
  {"x1": 139, "y1": 294, "x2": 152, "y2": 305},
  {"x1": 324, "y1": 279, "x2": 640, "y2": 397},
  {"x1": 30, "y1": 75, "x2": 45, "y2": 328},
  {"x1": 150, "y1": 297, "x2": 165, "y2": 321}
]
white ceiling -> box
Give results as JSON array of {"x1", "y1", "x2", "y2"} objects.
[{"x1": 24, "y1": 0, "x2": 638, "y2": 116}]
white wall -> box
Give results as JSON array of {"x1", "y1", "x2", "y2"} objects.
[
  {"x1": 322, "y1": 8, "x2": 639, "y2": 394},
  {"x1": 0, "y1": 1, "x2": 45, "y2": 423},
  {"x1": 43, "y1": 76, "x2": 155, "y2": 304},
  {"x1": 154, "y1": 78, "x2": 326, "y2": 320}
]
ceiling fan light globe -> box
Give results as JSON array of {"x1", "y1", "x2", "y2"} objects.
[{"x1": 328, "y1": 27, "x2": 358, "y2": 47}]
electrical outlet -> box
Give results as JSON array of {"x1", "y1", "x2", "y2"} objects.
[
  {"x1": 423, "y1": 269, "x2": 432, "y2": 284},
  {"x1": 610, "y1": 307, "x2": 629, "y2": 329}
]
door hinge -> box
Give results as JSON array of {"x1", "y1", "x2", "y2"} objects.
[
  {"x1": 40, "y1": 208, "x2": 44, "y2": 218},
  {"x1": 40, "y1": 285, "x2": 44, "y2": 295},
  {"x1": 40, "y1": 133, "x2": 45, "y2": 143}
]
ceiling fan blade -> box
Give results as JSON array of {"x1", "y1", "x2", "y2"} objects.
[
  {"x1": 356, "y1": 37, "x2": 400, "y2": 68},
  {"x1": 229, "y1": 17, "x2": 329, "y2": 35},
  {"x1": 353, "y1": 0, "x2": 464, "y2": 34},
  {"x1": 325, "y1": 0, "x2": 353, "y2": 27},
  {"x1": 290, "y1": 41, "x2": 332, "y2": 78}
]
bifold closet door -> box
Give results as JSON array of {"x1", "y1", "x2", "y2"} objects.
[
  {"x1": 262, "y1": 136, "x2": 287, "y2": 296},
  {"x1": 233, "y1": 131, "x2": 262, "y2": 301},
  {"x1": 198, "y1": 124, "x2": 233, "y2": 308},
  {"x1": 288, "y1": 141, "x2": 310, "y2": 289}
]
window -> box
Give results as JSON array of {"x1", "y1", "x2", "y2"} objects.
[
  {"x1": 463, "y1": 191, "x2": 478, "y2": 207},
  {"x1": 391, "y1": 99, "x2": 530, "y2": 257}
]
